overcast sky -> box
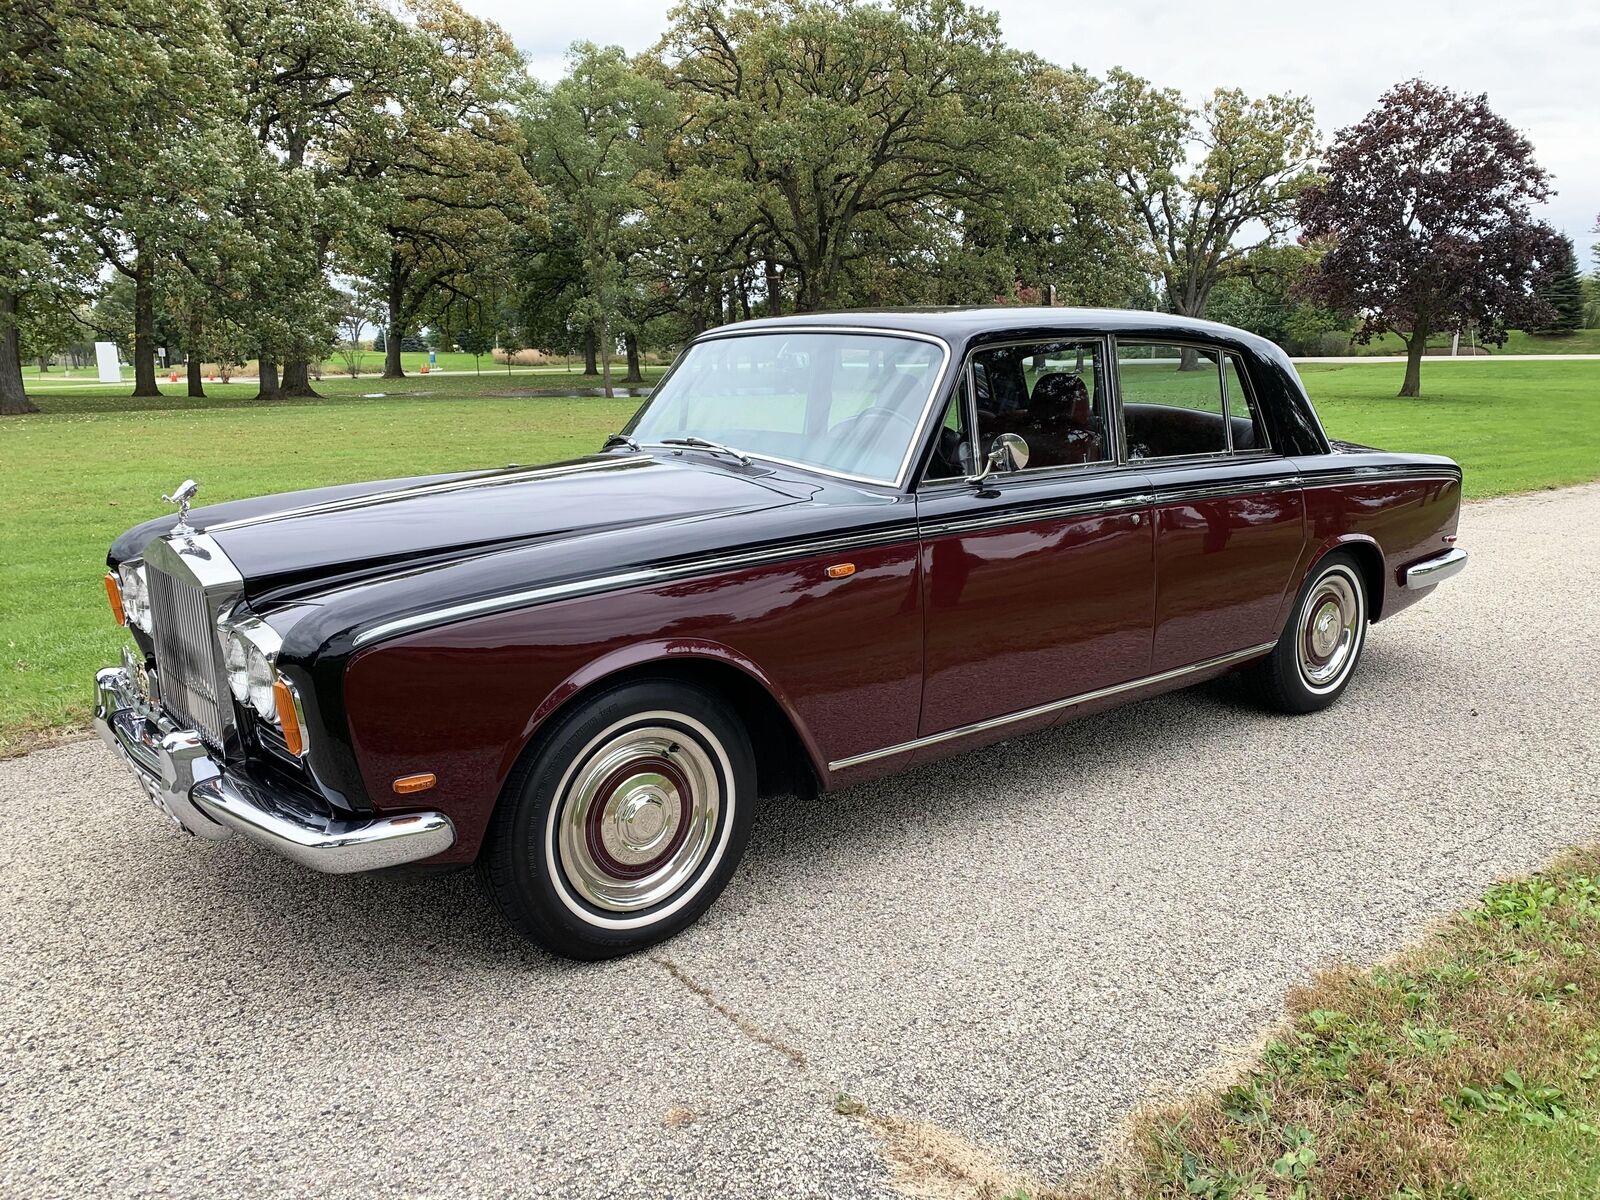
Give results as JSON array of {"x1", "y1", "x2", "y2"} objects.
[{"x1": 469, "y1": 0, "x2": 1598, "y2": 251}]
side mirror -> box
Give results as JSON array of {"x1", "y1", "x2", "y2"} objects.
[{"x1": 966, "y1": 432, "x2": 1029, "y2": 487}]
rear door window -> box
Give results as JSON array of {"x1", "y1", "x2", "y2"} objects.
[{"x1": 1116, "y1": 343, "x2": 1228, "y2": 461}]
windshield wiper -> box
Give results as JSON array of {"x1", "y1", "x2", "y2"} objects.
[
  {"x1": 602, "y1": 432, "x2": 640, "y2": 452},
  {"x1": 657, "y1": 436, "x2": 753, "y2": 465}
]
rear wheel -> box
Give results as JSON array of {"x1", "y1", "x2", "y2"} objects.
[
  {"x1": 1246, "y1": 553, "x2": 1369, "y2": 714},
  {"x1": 479, "y1": 678, "x2": 755, "y2": 959}
]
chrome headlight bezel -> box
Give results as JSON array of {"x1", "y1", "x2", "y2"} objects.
[
  {"x1": 118, "y1": 561, "x2": 152, "y2": 632},
  {"x1": 218, "y1": 615, "x2": 284, "y2": 723}
]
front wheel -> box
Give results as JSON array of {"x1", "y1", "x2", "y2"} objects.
[
  {"x1": 479, "y1": 678, "x2": 755, "y2": 959},
  {"x1": 1245, "y1": 553, "x2": 1369, "y2": 714}
]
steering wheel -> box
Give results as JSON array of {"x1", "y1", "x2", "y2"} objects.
[{"x1": 838, "y1": 405, "x2": 919, "y2": 439}]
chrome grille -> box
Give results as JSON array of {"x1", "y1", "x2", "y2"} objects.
[{"x1": 147, "y1": 564, "x2": 228, "y2": 748}]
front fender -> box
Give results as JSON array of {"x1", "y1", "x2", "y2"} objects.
[{"x1": 499, "y1": 638, "x2": 829, "y2": 795}]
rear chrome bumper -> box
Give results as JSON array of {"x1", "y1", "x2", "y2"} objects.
[
  {"x1": 93, "y1": 664, "x2": 454, "y2": 873},
  {"x1": 1402, "y1": 546, "x2": 1469, "y2": 590}
]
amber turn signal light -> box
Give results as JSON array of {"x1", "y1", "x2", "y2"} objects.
[
  {"x1": 825, "y1": 562, "x2": 856, "y2": 579},
  {"x1": 392, "y1": 773, "x2": 437, "y2": 795},
  {"x1": 104, "y1": 573, "x2": 126, "y2": 626},
  {"x1": 272, "y1": 678, "x2": 306, "y2": 757}
]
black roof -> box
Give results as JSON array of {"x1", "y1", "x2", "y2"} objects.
[
  {"x1": 702, "y1": 305, "x2": 1327, "y2": 457},
  {"x1": 708, "y1": 305, "x2": 1291, "y2": 366}
]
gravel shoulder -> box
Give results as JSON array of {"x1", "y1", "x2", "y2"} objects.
[{"x1": 3, "y1": 484, "x2": 1598, "y2": 1198}]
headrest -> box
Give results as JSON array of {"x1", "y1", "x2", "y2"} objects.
[{"x1": 1030, "y1": 372, "x2": 1091, "y2": 425}]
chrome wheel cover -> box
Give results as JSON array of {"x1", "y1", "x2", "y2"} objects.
[
  {"x1": 554, "y1": 720, "x2": 724, "y2": 915},
  {"x1": 1296, "y1": 566, "x2": 1364, "y2": 693}
]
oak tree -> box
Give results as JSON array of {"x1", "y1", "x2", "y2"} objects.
[
  {"x1": 1100, "y1": 70, "x2": 1318, "y2": 329},
  {"x1": 0, "y1": 0, "x2": 224, "y2": 410},
  {"x1": 656, "y1": 0, "x2": 1056, "y2": 313},
  {"x1": 523, "y1": 43, "x2": 673, "y2": 396}
]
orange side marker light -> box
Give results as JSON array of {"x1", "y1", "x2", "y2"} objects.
[
  {"x1": 825, "y1": 563, "x2": 856, "y2": 579},
  {"x1": 393, "y1": 772, "x2": 437, "y2": 795},
  {"x1": 104, "y1": 573, "x2": 126, "y2": 626},
  {"x1": 272, "y1": 679, "x2": 307, "y2": 757}
]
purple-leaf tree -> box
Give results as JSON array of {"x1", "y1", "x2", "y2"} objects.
[{"x1": 1297, "y1": 79, "x2": 1560, "y2": 396}]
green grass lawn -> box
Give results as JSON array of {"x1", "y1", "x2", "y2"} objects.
[
  {"x1": 1339, "y1": 326, "x2": 1600, "y2": 357},
  {"x1": 1, "y1": 358, "x2": 1596, "y2": 751},
  {"x1": 21, "y1": 348, "x2": 669, "y2": 381}
]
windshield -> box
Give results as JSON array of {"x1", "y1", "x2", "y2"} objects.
[{"x1": 628, "y1": 331, "x2": 947, "y2": 484}]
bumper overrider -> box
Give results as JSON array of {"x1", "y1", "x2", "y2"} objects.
[
  {"x1": 93, "y1": 662, "x2": 454, "y2": 874},
  {"x1": 1402, "y1": 546, "x2": 1469, "y2": 590}
]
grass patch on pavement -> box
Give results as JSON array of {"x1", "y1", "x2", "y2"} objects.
[
  {"x1": 1068, "y1": 847, "x2": 1600, "y2": 1200},
  {"x1": 1, "y1": 358, "x2": 1597, "y2": 750}
]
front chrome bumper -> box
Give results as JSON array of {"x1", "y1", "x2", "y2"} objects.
[
  {"x1": 1402, "y1": 546, "x2": 1469, "y2": 590},
  {"x1": 93, "y1": 664, "x2": 454, "y2": 873}
]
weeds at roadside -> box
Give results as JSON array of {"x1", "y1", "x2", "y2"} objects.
[{"x1": 1062, "y1": 849, "x2": 1600, "y2": 1199}]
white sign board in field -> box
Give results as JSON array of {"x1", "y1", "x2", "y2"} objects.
[{"x1": 94, "y1": 342, "x2": 121, "y2": 383}]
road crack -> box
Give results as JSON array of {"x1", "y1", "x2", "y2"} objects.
[
  {"x1": 651, "y1": 955, "x2": 808, "y2": 1069},
  {"x1": 653, "y1": 957, "x2": 1046, "y2": 1198}
]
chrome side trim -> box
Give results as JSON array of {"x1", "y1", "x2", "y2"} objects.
[
  {"x1": 920, "y1": 491, "x2": 1153, "y2": 537},
  {"x1": 347, "y1": 467, "x2": 1332, "y2": 647},
  {"x1": 1403, "y1": 546, "x2": 1468, "y2": 590},
  {"x1": 917, "y1": 475, "x2": 1303, "y2": 538},
  {"x1": 828, "y1": 641, "x2": 1278, "y2": 771},
  {"x1": 1147, "y1": 475, "x2": 1302, "y2": 506},
  {"x1": 1300, "y1": 466, "x2": 1462, "y2": 488},
  {"x1": 203, "y1": 458, "x2": 654, "y2": 533},
  {"x1": 350, "y1": 522, "x2": 922, "y2": 648}
]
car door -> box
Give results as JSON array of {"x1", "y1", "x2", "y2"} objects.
[
  {"x1": 914, "y1": 336, "x2": 1157, "y2": 747},
  {"x1": 1116, "y1": 340, "x2": 1305, "y2": 673}
]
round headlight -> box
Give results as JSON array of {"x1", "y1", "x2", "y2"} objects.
[
  {"x1": 224, "y1": 633, "x2": 250, "y2": 702},
  {"x1": 119, "y1": 563, "x2": 151, "y2": 631},
  {"x1": 246, "y1": 642, "x2": 276, "y2": 718}
]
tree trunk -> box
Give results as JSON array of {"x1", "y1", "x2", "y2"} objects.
[
  {"x1": 0, "y1": 292, "x2": 39, "y2": 414},
  {"x1": 383, "y1": 251, "x2": 406, "y2": 378},
  {"x1": 764, "y1": 256, "x2": 783, "y2": 317},
  {"x1": 1399, "y1": 332, "x2": 1426, "y2": 398},
  {"x1": 281, "y1": 357, "x2": 319, "y2": 397},
  {"x1": 383, "y1": 331, "x2": 404, "y2": 377},
  {"x1": 583, "y1": 331, "x2": 597, "y2": 376},
  {"x1": 598, "y1": 315, "x2": 613, "y2": 399},
  {"x1": 37, "y1": 356, "x2": 49, "y2": 372},
  {"x1": 794, "y1": 270, "x2": 821, "y2": 314},
  {"x1": 623, "y1": 332, "x2": 642, "y2": 384},
  {"x1": 256, "y1": 357, "x2": 281, "y2": 400},
  {"x1": 184, "y1": 316, "x2": 204, "y2": 396},
  {"x1": 132, "y1": 250, "x2": 160, "y2": 397}
]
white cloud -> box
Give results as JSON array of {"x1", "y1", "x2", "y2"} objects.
[{"x1": 474, "y1": 0, "x2": 1600, "y2": 247}]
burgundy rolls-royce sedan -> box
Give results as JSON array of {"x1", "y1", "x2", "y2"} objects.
[{"x1": 95, "y1": 309, "x2": 1467, "y2": 957}]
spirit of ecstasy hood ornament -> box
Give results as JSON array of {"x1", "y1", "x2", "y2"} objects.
[{"x1": 163, "y1": 478, "x2": 200, "y2": 534}]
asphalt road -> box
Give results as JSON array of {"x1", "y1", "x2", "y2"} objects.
[{"x1": 4, "y1": 484, "x2": 1598, "y2": 1199}]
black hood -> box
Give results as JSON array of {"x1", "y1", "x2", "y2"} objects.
[{"x1": 114, "y1": 454, "x2": 812, "y2": 604}]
